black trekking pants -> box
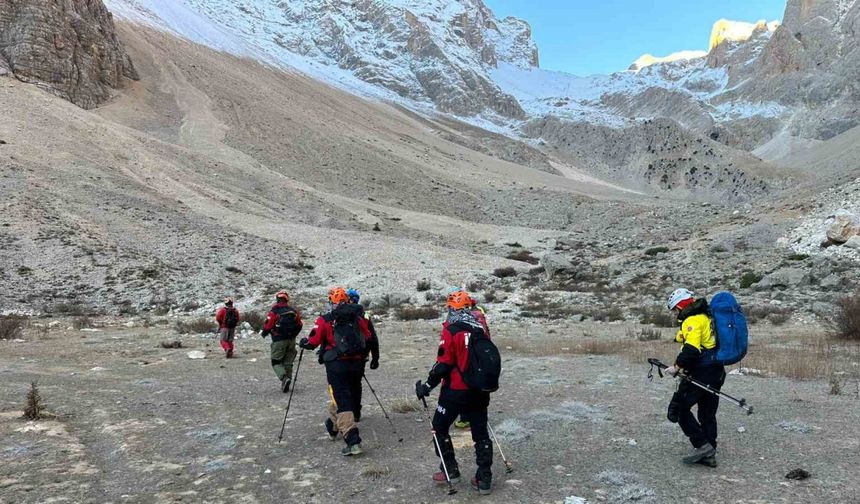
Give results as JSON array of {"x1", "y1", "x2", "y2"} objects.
[
  {"x1": 667, "y1": 364, "x2": 726, "y2": 449},
  {"x1": 431, "y1": 390, "x2": 493, "y2": 482},
  {"x1": 325, "y1": 359, "x2": 364, "y2": 446}
]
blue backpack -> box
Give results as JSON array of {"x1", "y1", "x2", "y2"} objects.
[{"x1": 709, "y1": 292, "x2": 748, "y2": 365}]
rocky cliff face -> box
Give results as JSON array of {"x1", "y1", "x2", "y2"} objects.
[
  {"x1": 175, "y1": 0, "x2": 536, "y2": 119},
  {"x1": 0, "y1": 0, "x2": 138, "y2": 109}
]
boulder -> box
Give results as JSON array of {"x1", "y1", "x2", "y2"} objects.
[
  {"x1": 755, "y1": 268, "x2": 810, "y2": 291},
  {"x1": 539, "y1": 253, "x2": 573, "y2": 280},
  {"x1": 0, "y1": 0, "x2": 139, "y2": 109},
  {"x1": 844, "y1": 236, "x2": 860, "y2": 249},
  {"x1": 826, "y1": 211, "x2": 860, "y2": 244}
]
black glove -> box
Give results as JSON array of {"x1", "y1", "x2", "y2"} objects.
[
  {"x1": 260, "y1": 330, "x2": 269, "y2": 338},
  {"x1": 369, "y1": 359, "x2": 379, "y2": 370},
  {"x1": 415, "y1": 381, "x2": 431, "y2": 399},
  {"x1": 298, "y1": 337, "x2": 313, "y2": 350}
]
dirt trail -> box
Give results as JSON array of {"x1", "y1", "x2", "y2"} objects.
[{"x1": 2, "y1": 322, "x2": 859, "y2": 504}]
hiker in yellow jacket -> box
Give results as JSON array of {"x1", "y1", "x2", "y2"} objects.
[{"x1": 664, "y1": 288, "x2": 726, "y2": 468}]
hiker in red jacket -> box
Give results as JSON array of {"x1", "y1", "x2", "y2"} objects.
[
  {"x1": 261, "y1": 291, "x2": 303, "y2": 392},
  {"x1": 299, "y1": 287, "x2": 379, "y2": 457},
  {"x1": 415, "y1": 290, "x2": 494, "y2": 495},
  {"x1": 215, "y1": 297, "x2": 240, "y2": 358}
]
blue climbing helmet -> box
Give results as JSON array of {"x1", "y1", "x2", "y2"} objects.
[{"x1": 346, "y1": 288, "x2": 361, "y2": 304}]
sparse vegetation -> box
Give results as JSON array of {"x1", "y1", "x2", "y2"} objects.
[
  {"x1": 787, "y1": 253, "x2": 810, "y2": 261},
  {"x1": 483, "y1": 290, "x2": 497, "y2": 303},
  {"x1": 395, "y1": 305, "x2": 439, "y2": 321},
  {"x1": 23, "y1": 382, "x2": 46, "y2": 420},
  {"x1": 506, "y1": 249, "x2": 539, "y2": 265},
  {"x1": 160, "y1": 340, "x2": 183, "y2": 349},
  {"x1": 627, "y1": 326, "x2": 663, "y2": 341},
  {"x1": 0, "y1": 315, "x2": 26, "y2": 340},
  {"x1": 416, "y1": 278, "x2": 432, "y2": 292},
  {"x1": 225, "y1": 266, "x2": 243, "y2": 274},
  {"x1": 829, "y1": 290, "x2": 860, "y2": 341},
  {"x1": 739, "y1": 271, "x2": 763, "y2": 289},
  {"x1": 492, "y1": 266, "x2": 517, "y2": 278},
  {"x1": 175, "y1": 317, "x2": 215, "y2": 334}
]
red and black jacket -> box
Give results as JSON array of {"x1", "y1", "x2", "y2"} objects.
[
  {"x1": 306, "y1": 304, "x2": 379, "y2": 362},
  {"x1": 261, "y1": 302, "x2": 303, "y2": 342},
  {"x1": 215, "y1": 306, "x2": 240, "y2": 330},
  {"x1": 427, "y1": 321, "x2": 489, "y2": 402}
]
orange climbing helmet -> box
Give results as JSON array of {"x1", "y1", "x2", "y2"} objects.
[
  {"x1": 446, "y1": 290, "x2": 472, "y2": 310},
  {"x1": 328, "y1": 287, "x2": 349, "y2": 305}
]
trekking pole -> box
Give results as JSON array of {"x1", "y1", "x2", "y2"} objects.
[
  {"x1": 647, "y1": 358, "x2": 754, "y2": 415},
  {"x1": 362, "y1": 374, "x2": 404, "y2": 443},
  {"x1": 278, "y1": 348, "x2": 304, "y2": 442},
  {"x1": 419, "y1": 387, "x2": 457, "y2": 496},
  {"x1": 487, "y1": 423, "x2": 514, "y2": 473}
]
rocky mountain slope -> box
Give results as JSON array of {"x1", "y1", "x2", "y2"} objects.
[{"x1": 0, "y1": 0, "x2": 138, "y2": 108}]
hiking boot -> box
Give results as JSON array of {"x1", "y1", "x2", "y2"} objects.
[
  {"x1": 324, "y1": 418, "x2": 338, "y2": 441},
  {"x1": 280, "y1": 377, "x2": 291, "y2": 393},
  {"x1": 225, "y1": 349, "x2": 233, "y2": 359},
  {"x1": 354, "y1": 410, "x2": 361, "y2": 423},
  {"x1": 341, "y1": 444, "x2": 363, "y2": 456},
  {"x1": 682, "y1": 443, "x2": 716, "y2": 465},
  {"x1": 471, "y1": 477, "x2": 491, "y2": 495},
  {"x1": 432, "y1": 470, "x2": 461, "y2": 484},
  {"x1": 454, "y1": 420, "x2": 470, "y2": 429},
  {"x1": 698, "y1": 455, "x2": 718, "y2": 468}
]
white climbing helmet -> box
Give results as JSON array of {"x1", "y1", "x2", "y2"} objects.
[{"x1": 666, "y1": 288, "x2": 694, "y2": 311}]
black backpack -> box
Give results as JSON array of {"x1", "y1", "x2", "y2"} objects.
[
  {"x1": 326, "y1": 304, "x2": 366, "y2": 356},
  {"x1": 273, "y1": 306, "x2": 300, "y2": 338},
  {"x1": 453, "y1": 324, "x2": 501, "y2": 393},
  {"x1": 224, "y1": 307, "x2": 239, "y2": 329}
]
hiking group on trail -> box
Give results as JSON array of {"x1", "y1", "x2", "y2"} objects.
[{"x1": 211, "y1": 284, "x2": 749, "y2": 496}]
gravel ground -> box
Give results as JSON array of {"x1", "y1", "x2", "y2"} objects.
[{"x1": 2, "y1": 320, "x2": 859, "y2": 504}]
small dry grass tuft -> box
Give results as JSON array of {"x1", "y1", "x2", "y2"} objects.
[
  {"x1": 390, "y1": 398, "x2": 422, "y2": 414},
  {"x1": 506, "y1": 249, "x2": 540, "y2": 265},
  {"x1": 361, "y1": 464, "x2": 391, "y2": 480},
  {"x1": 396, "y1": 305, "x2": 439, "y2": 321},
  {"x1": 416, "y1": 278, "x2": 432, "y2": 292},
  {"x1": 0, "y1": 315, "x2": 26, "y2": 340},
  {"x1": 160, "y1": 340, "x2": 183, "y2": 349},
  {"x1": 23, "y1": 382, "x2": 46, "y2": 420},
  {"x1": 175, "y1": 317, "x2": 215, "y2": 334},
  {"x1": 72, "y1": 316, "x2": 95, "y2": 330}
]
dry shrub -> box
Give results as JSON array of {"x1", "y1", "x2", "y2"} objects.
[
  {"x1": 483, "y1": 290, "x2": 498, "y2": 303},
  {"x1": 626, "y1": 326, "x2": 663, "y2": 341},
  {"x1": 160, "y1": 340, "x2": 183, "y2": 349},
  {"x1": 243, "y1": 311, "x2": 266, "y2": 331},
  {"x1": 390, "y1": 398, "x2": 422, "y2": 414},
  {"x1": 23, "y1": 382, "x2": 45, "y2": 420},
  {"x1": 0, "y1": 315, "x2": 26, "y2": 340},
  {"x1": 396, "y1": 305, "x2": 439, "y2": 321},
  {"x1": 636, "y1": 306, "x2": 677, "y2": 328},
  {"x1": 416, "y1": 278, "x2": 432, "y2": 292},
  {"x1": 829, "y1": 291, "x2": 860, "y2": 341},
  {"x1": 175, "y1": 317, "x2": 215, "y2": 334},
  {"x1": 492, "y1": 267, "x2": 517, "y2": 278},
  {"x1": 589, "y1": 306, "x2": 625, "y2": 322},
  {"x1": 506, "y1": 249, "x2": 540, "y2": 265}
]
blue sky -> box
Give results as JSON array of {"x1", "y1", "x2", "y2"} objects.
[{"x1": 483, "y1": 0, "x2": 787, "y2": 75}]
